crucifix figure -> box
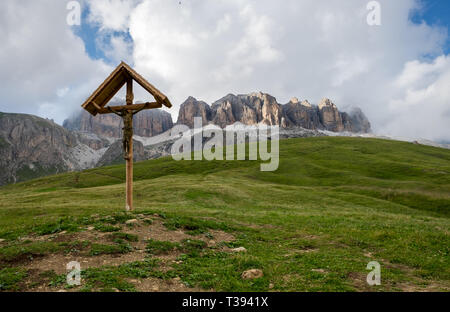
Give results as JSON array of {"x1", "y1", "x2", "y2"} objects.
[
  {"x1": 81, "y1": 62, "x2": 172, "y2": 211},
  {"x1": 106, "y1": 85, "x2": 142, "y2": 161},
  {"x1": 122, "y1": 110, "x2": 133, "y2": 161}
]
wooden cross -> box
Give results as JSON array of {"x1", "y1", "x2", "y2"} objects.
[{"x1": 81, "y1": 62, "x2": 172, "y2": 211}]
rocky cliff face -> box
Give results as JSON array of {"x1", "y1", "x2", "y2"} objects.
[
  {"x1": 64, "y1": 108, "x2": 173, "y2": 138},
  {"x1": 0, "y1": 91, "x2": 371, "y2": 186},
  {"x1": 282, "y1": 98, "x2": 321, "y2": 129},
  {"x1": 177, "y1": 92, "x2": 371, "y2": 133},
  {"x1": 0, "y1": 113, "x2": 79, "y2": 185},
  {"x1": 177, "y1": 97, "x2": 212, "y2": 128},
  {"x1": 211, "y1": 92, "x2": 283, "y2": 127},
  {"x1": 317, "y1": 98, "x2": 346, "y2": 132},
  {"x1": 0, "y1": 112, "x2": 134, "y2": 185},
  {"x1": 72, "y1": 131, "x2": 112, "y2": 150},
  {"x1": 97, "y1": 139, "x2": 147, "y2": 167}
]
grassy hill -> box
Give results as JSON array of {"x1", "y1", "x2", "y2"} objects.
[{"x1": 0, "y1": 137, "x2": 449, "y2": 292}]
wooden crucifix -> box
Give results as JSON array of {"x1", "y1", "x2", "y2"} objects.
[{"x1": 81, "y1": 62, "x2": 172, "y2": 211}]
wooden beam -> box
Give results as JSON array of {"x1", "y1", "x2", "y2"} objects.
[
  {"x1": 120, "y1": 62, "x2": 173, "y2": 108},
  {"x1": 91, "y1": 101, "x2": 102, "y2": 112},
  {"x1": 126, "y1": 76, "x2": 133, "y2": 106},
  {"x1": 97, "y1": 102, "x2": 162, "y2": 114},
  {"x1": 125, "y1": 77, "x2": 134, "y2": 211}
]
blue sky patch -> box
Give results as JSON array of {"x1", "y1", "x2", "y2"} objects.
[
  {"x1": 410, "y1": 0, "x2": 450, "y2": 54},
  {"x1": 71, "y1": 5, "x2": 133, "y2": 64}
]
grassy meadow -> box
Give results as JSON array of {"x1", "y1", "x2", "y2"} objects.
[{"x1": 0, "y1": 137, "x2": 449, "y2": 292}]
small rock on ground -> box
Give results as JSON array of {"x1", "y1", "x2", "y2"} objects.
[
  {"x1": 231, "y1": 247, "x2": 247, "y2": 253},
  {"x1": 242, "y1": 269, "x2": 263, "y2": 280},
  {"x1": 125, "y1": 219, "x2": 139, "y2": 225}
]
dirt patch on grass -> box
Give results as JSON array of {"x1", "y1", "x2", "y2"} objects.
[
  {"x1": 125, "y1": 218, "x2": 192, "y2": 243},
  {"x1": 206, "y1": 230, "x2": 235, "y2": 246},
  {"x1": 130, "y1": 277, "x2": 205, "y2": 292},
  {"x1": 347, "y1": 272, "x2": 372, "y2": 291},
  {"x1": 396, "y1": 282, "x2": 449, "y2": 292},
  {"x1": 348, "y1": 268, "x2": 449, "y2": 292},
  {"x1": 26, "y1": 251, "x2": 148, "y2": 276},
  {"x1": 9, "y1": 215, "x2": 235, "y2": 292}
]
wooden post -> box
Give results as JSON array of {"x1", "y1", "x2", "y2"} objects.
[
  {"x1": 125, "y1": 77, "x2": 134, "y2": 211},
  {"x1": 81, "y1": 62, "x2": 172, "y2": 213}
]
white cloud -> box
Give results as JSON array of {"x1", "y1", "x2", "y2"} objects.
[
  {"x1": 385, "y1": 55, "x2": 450, "y2": 142},
  {"x1": 0, "y1": 0, "x2": 112, "y2": 124},
  {"x1": 96, "y1": 33, "x2": 134, "y2": 64},
  {"x1": 0, "y1": 0, "x2": 449, "y2": 142},
  {"x1": 129, "y1": 0, "x2": 285, "y2": 107},
  {"x1": 125, "y1": 0, "x2": 449, "y2": 141},
  {"x1": 87, "y1": 0, "x2": 139, "y2": 32}
]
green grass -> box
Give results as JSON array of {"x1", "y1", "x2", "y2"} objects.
[
  {"x1": 163, "y1": 215, "x2": 230, "y2": 235},
  {"x1": 94, "y1": 224, "x2": 121, "y2": 233},
  {"x1": 110, "y1": 232, "x2": 139, "y2": 242},
  {"x1": 15, "y1": 163, "x2": 64, "y2": 184},
  {"x1": 0, "y1": 241, "x2": 68, "y2": 263},
  {"x1": 33, "y1": 217, "x2": 84, "y2": 235},
  {"x1": 145, "y1": 238, "x2": 208, "y2": 256},
  {"x1": 146, "y1": 239, "x2": 179, "y2": 255},
  {"x1": 89, "y1": 243, "x2": 133, "y2": 256},
  {"x1": 0, "y1": 268, "x2": 27, "y2": 291},
  {"x1": 79, "y1": 259, "x2": 161, "y2": 292},
  {"x1": 0, "y1": 137, "x2": 449, "y2": 292}
]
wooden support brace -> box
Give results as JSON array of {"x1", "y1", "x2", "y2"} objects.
[{"x1": 96, "y1": 102, "x2": 162, "y2": 114}]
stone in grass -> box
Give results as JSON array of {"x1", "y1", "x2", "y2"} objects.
[
  {"x1": 125, "y1": 219, "x2": 139, "y2": 225},
  {"x1": 231, "y1": 247, "x2": 247, "y2": 253},
  {"x1": 143, "y1": 218, "x2": 153, "y2": 224},
  {"x1": 87, "y1": 226, "x2": 95, "y2": 231},
  {"x1": 241, "y1": 269, "x2": 263, "y2": 280}
]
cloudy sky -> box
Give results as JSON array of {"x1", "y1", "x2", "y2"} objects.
[{"x1": 0, "y1": 0, "x2": 449, "y2": 142}]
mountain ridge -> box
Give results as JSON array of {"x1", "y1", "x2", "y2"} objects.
[
  {"x1": 176, "y1": 92, "x2": 371, "y2": 133},
  {"x1": 1, "y1": 92, "x2": 371, "y2": 185},
  {"x1": 64, "y1": 92, "x2": 371, "y2": 137}
]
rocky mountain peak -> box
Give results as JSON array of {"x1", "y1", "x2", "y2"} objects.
[
  {"x1": 301, "y1": 100, "x2": 312, "y2": 108},
  {"x1": 0, "y1": 92, "x2": 372, "y2": 186},
  {"x1": 175, "y1": 92, "x2": 370, "y2": 133},
  {"x1": 177, "y1": 96, "x2": 212, "y2": 128},
  {"x1": 249, "y1": 91, "x2": 265, "y2": 99},
  {"x1": 63, "y1": 108, "x2": 173, "y2": 138},
  {"x1": 178, "y1": 93, "x2": 368, "y2": 131},
  {"x1": 318, "y1": 98, "x2": 336, "y2": 110}
]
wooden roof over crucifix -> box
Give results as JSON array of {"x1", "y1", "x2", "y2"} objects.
[{"x1": 81, "y1": 61, "x2": 172, "y2": 116}]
